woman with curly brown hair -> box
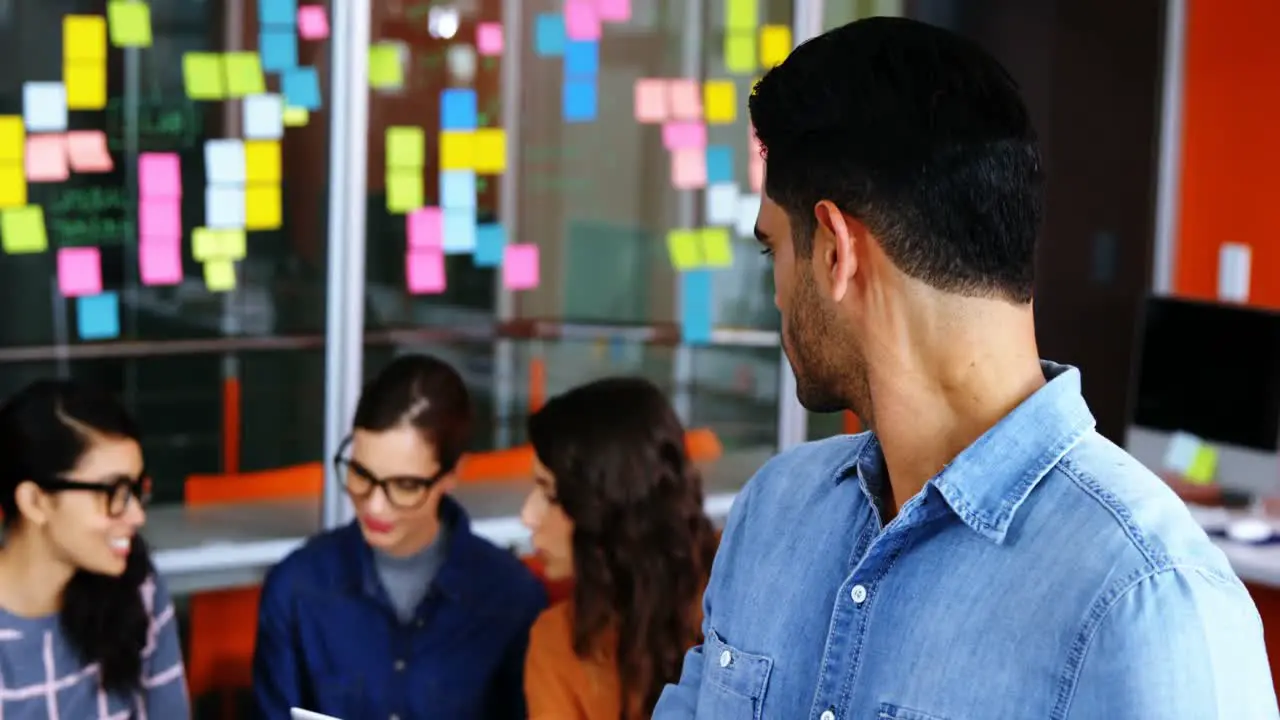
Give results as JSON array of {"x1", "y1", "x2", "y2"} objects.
[{"x1": 520, "y1": 377, "x2": 720, "y2": 720}]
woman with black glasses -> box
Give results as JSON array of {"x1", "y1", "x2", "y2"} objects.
[
  {"x1": 252, "y1": 354, "x2": 547, "y2": 720},
  {"x1": 0, "y1": 379, "x2": 189, "y2": 718}
]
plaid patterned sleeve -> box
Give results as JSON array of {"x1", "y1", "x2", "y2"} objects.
[{"x1": 134, "y1": 574, "x2": 191, "y2": 719}]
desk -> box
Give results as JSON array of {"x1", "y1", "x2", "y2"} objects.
[
  {"x1": 1186, "y1": 504, "x2": 1280, "y2": 588},
  {"x1": 148, "y1": 448, "x2": 770, "y2": 596}
]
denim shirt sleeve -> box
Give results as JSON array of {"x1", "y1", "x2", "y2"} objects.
[
  {"x1": 252, "y1": 564, "x2": 304, "y2": 720},
  {"x1": 1061, "y1": 566, "x2": 1279, "y2": 719}
]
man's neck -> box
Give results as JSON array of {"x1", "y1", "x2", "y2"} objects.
[{"x1": 0, "y1": 531, "x2": 74, "y2": 617}]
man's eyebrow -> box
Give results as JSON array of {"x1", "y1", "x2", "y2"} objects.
[{"x1": 753, "y1": 225, "x2": 769, "y2": 243}]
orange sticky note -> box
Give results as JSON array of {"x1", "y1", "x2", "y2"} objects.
[
  {"x1": 634, "y1": 78, "x2": 668, "y2": 123},
  {"x1": 669, "y1": 79, "x2": 703, "y2": 120},
  {"x1": 25, "y1": 135, "x2": 69, "y2": 182},
  {"x1": 66, "y1": 130, "x2": 114, "y2": 173}
]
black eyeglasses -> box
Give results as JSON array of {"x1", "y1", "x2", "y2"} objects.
[
  {"x1": 333, "y1": 436, "x2": 447, "y2": 510},
  {"x1": 36, "y1": 474, "x2": 152, "y2": 518}
]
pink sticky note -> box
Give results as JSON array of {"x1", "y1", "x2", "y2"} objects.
[
  {"x1": 598, "y1": 0, "x2": 632, "y2": 22},
  {"x1": 297, "y1": 6, "x2": 330, "y2": 40},
  {"x1": 564, "y1": 0, "x2": 601, "y2": 40},
  {"x1": 634, "y1": 78, "x2": 668, "y2": 123},
  {"x1": 669, "y1": 79, "x2": 703, "y2": 120},
  {"x1": 25, "y1": 135, "x2": 69, "y2": 182},
  {"x1": 476, "y1": 22, "x2": 504, "y2": 56},
  {"x1": 139, "y1": 199, "x2": 182, "y2": 240},
  {"x1": 662, "y1": 121, "x2": 707, "y2": 150},
  {"x1": 749, "y1": 152, "x2": 764, "y2": 192},
  {"x1": 57, "y1": 247, "x2": 103, "y2": 297},
  {"x1": 672, "y1": 149, "x2": 707, "y2": 189},
  {"x1": 138, "y1": 153, "x2": 182, "y2": 199},
  {"x1": 407, "y1": 206, "x2": 443, "y2": 249},
  {"x1": 65, "y1": 131, "x2": 113, "y2": 173},
  {"x1": 502, "y1": 243, "x2": 540, "y2": 291},
  {"x1": 406, "y1": 247, "x2": 446, "y2": 294},
  {"x1": 139, "y1": 237, "x2": 183, "y2": 286}
]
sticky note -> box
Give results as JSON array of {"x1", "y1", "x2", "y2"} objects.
[
  {"x1": 64, "y1": 63, "x2": 108, "y2": 111},
  {"x1": 565, "y1": 40, "x2": 599, "y2": 77},
  {"x1": 502, "y1": 243, "x2": 539, "y2": 290},
  {"x1": 472, "y1": 129, "x2": 506, "y2": 174},
  {"x1": 440, "y1": 170, "x2": 476, "y2": 208},
  {"x1": 204, "y1": 139, "x2": 246, "y2": 184},
  {"x1": 64, "y1": 15, "x2": 107, "y2": 61},
  {"x1": 297, "y1": 5, "x2": 330, "y2": 40},
  {"x1": 1218, "y1": 242, "x2": 1252, "y2": 303},
  {"x1": 386, "y1": 171, "x2": 424, "y2": 213},
  {"x1": 563, "y1": 79, "x2": 598, "y2": 123},
  {"x1": 439, "y1": 131, "x2": 474, "y2": 171},
  {"x1": 441, "y1": 89, "x2": 478, "y2": 130},
  {"x1": 725, "y1": 33, "x2": 756, "y2": 75},
  {"x1": 204, "y1": 260, "x2": 237, "y2": 291},
  {"x1": 283, "y1": 106, "x2": 309, "y2": 127},
  {"x1": 192, "y1": 228, "x2": 246, "y2": 261},
  {"x1": 477, "y1": 22, "x2": 504, "y2": 56},
  {"x1": 282, "y1": 67, "x2": 322, "y2": 110},
  {"x1": 667, "y1": 229, "x2": 701, "y2": 270},
  {"x1": 406, "y1": 247, "x2": 446, "y2": 294},
  {"x1": 701, "y1": 227, "x2": 733, "y2": 268},
  {"x1": 25, "y1": 135, "x2": 69, "y2": 182},
  {"x1": 704, "y1": 81, "x2": 736, "y2": 123},
  {"x1": 183, "y1": 53, "x2": 226, "y2": 100},
  {"x1": 680, "y1": 270, "x2": 713, "y2": 343},
  {"x1": 1, "y1": 205, "x2": 47, "y2": 253},
  {"x1": 261, "y1": 28, "x2": 298, "y2": 72},
  {"x1": 139, "y1": 198, "x2": 182, "y2": 240},
  {"x1": 706, "y1": 145, "x2": 734, "y2": 183},
  {"x1": 0, "y1": 166, "x2": 26, "y2": 209},
  {"x1": 706, "y1": 182, "x2": 738, "y2": 226},
  {"x1": 138, "y1": 237, "x2": 183, "y2": 286},
  {"x1": 57, "y1": 247, "x2": 103, "y2": 297},
  {"x1": 0, "y1": 116, "x2": 23, "y2": 162},
  {"x1": 726, "y1": 0, "x2": 759, "y2": 30},
  {"x1": 245, "y1": 140, "x2": 282, "y2": 183},
  {"x1": 442, "y1": 208, "x2": 477, "y2": 254},
  {"x1": 474, "y1": 223, "x2": 506, "y2": 267},
  {"x1": 671, "y1": 149, "x2": 707, "y2": 189},
  {"x1": 108, "y1": 0, "x2": 153, "y2": 47},
  {"x1": 735, "y1": 193, "x2": 760, "y2": 238},
  {"x1": 760, "y1": 24, "x2": 791, "y2": 67},
  {"x1": 225, "y1": 52, "x2": 267, "y2": 97},
  {"x1": 407, "y1": 207, "x2": 443, "y2": 249},
  {"x1": 662, "y1": 121, "x2": 707, "y2": 150},
  {"x1": 244, "y1": 94, "x2": 285, "y2": 140},
  {"x1": 564, "y1": 0, "x2": 601, "y2": 40},
  {"x1": 23, "y1": 83, "x2": 68, "y2": 132},
  {"x1": 246, "y1": 185, "x2": 283, "y2": 230},
  {"x1": 259, "y1": 0, "x2": 298, "y2": 27},
  {"x1": 1185, "y1": 445, "x2": 1219, "y2": 485},
  {"x1": 386, "y1": 127, "x2": 425, "y2": 168},
  {"x1": 138, "y1": 153, "x2": 182, "y2": 199},
  {"x1": 668, "y1": 79, "x2": 702, "y2": 120},
  {"x1": 206, "y1": 186, "x2": 246, "y2": 229},
  {"x1": 634, "y1": 79, "x2": 668, "y2": 123},
  {"x1": 66, "y1": 130, "x2": 113, "y2": 173},
  {"x1": 368, "y1": 42, "x2": 405, "y2": 89},
  {"x1": 534, "y1": 14, "x2": 566, "y2": 56},
  {"x1": 77, "y1": 292, "x2": 120, "y2": 340},
  {"x1": 598, "y1": 0, "x2": 632, "y2": 22}
]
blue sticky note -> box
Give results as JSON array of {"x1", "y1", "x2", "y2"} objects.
[
  {"x1": 534, "y1": 14, "x2": 566, "y2": 56},
  {"x1": 23, "y1": 82, "x2": 68, "y2": 132},
  {"x1": 680, "y1": 270, "x2": 713, "y2": 345},
  {"x1": 77, "y1": 292, "x2": 120, "y2": 341},
  {"x1": 441, "y1": 89, "x2": 478, "y2": 130},
  {"x1": 440, "y1": 170, "x2": 476, "y2": 208},
  {"x1": 564, "y1": 40, "x2": 599, "y2": 78},
  {"x1": 205, "y1": 185, "x2": 247, "y2": 229},
  {"x1": 259, "y1": 0, "x2": 297, "y2": 27},
  {"x1": 442, "y1": 209, "x2": 477, "y2": 254},
  {"x1": 260, "y1": 29, "x2": 298, "y2": 72},
  {"x1": 563, "y1": 79, "x2": 598, "y2": 123},
  {"x1": 204, "y1": 139, "x2": 246, "y2": 184},
  {"x1": 706, "y1": 146, "x2": 734, "y2": 184},
  {"x1": 282, "y1": 66, "x2": 321, "y2": 110},
  {"x1": 474, "y1": 223, "x2": 506, "y2": 266}
]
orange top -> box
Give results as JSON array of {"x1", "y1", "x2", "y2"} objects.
[{"x1": 525, "y1": 601, "x2": 626, "y2": 720}]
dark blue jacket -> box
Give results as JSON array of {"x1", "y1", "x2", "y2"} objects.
[{"x1": 252, "y1": 497, "x2": 547, "y2": 719}]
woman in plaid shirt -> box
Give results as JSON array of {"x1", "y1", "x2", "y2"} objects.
[{"x1": 0, "y1": 380, "x2": 189, "y2": 719}]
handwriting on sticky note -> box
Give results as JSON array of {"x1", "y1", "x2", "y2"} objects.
[
  {"x1": 66, "y1": 130, "x2": 113, "y2": 173},
  {"x1": 472, "y1": 129, "x2": 506, "y2": 174},
  {"x1": 183, "y1": 53, "x2": 226, "y2": 100},
  {"x1": 634, "y1": 79, "x2": 668, "y2": 123},
  {"x1": 502, "y1": 243, "x2": 540, "y2": 290},
  {"x1": 671, "y1": 149, "x2": 707, "y2": 190},
  {"x1": 77, "y1": 292, "x2": 120, "y2": 340},
  {"x1": 662, "y1": 122, "x2": 707, "y2": 150},
  {"x1": 108, "y1": 0, "x2": 153, "y2": 47},
  {"x1": 204, "y1": 259, "x2": 237, "y2": 291},
  {"x1": 25, "y1": 135, "x2": 69, "y2": 182},
  {"x1": 667, "y1": 229, "x2": 701, "y2": 270},
  {"x1": 246, "y1": 185, "x2": 282, "y2": 230},
  {"x1": 139, "y1": 237, "x2": 183, "y2": 286},
  {"x1": 408, "y1": 207, "x2": 443, "y2": 249},
  {"x1": 668, "y1": 79, "x2": 702, "y2": 120},
  {"x1": 476, "y1": 22, "x2": 504, "y2": 56},
  {"x1": 57, "y1": 247, "x2": 103, "y2": 297},
  {"x1": 406, "y1": 248, "x2": 446, "y2": 294},
  {"x1": 368, "y1": 42, "x2": 406, "y2": 90},
  {"x1": 138, "y1": 152, "x2": 181, "y2": 199},
  {"x1": 225, "y1": 52, "x2": 267, "y2": 97},
  {"x1": 139, "y1": 199, "x2": 181, "y2": 240},
  {"x1": 704, "y1": 81, "x2": 736, "y2": 124},
  {"x1": 701, "y1": 228, "x2": 733, "y2": 268},
  {"x1": 759, "y1": 24, "x2": 791, "y2": 67},
  {"x1": 297, "y1": 5, "x2": 330, "y2": 40},
  {"x1": 386, "y1": 127, "x2": 425, "y2": 169},
  {"x1": 0, "y1": 205, "x2": 48, "y2": 254}
]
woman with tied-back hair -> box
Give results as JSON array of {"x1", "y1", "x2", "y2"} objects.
[
  {"x1": 520, "y1": 377, "x2": 719, "y2": 720},
  {"x1": 0, "y1": 379, "x2": 189, "y2": 719}
]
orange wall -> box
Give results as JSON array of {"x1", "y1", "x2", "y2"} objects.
[{"x1": 1175, "y1": 0, "x2": 1280, "y2": 305}]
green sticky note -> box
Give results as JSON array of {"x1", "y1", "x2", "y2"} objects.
[
  {"x1": 1185, "y1": 445, "x2": 1219, "y2": 485},
  {"x1": 107, "y1": 0, "x2": 153, "y2": 47},
  {"x1": 225, "y1": 52, "x2": 266, "y2": 97},
  {"x1": 368, "y1": 42, "x2": 405, "y2": 89},
  {"x1": 1, "y1": 205, "x2": 49, "y2": 254},
  {"x1": 183, "y1": 52, "x2": 226, "y2": 100},
  {"x1": 725, "y1": 32, "x2": 757, "y2": 75},
  {"x1": 725, "y1": 0, "x2": 759, "y2": 30},
  {"x1": 701, "y1": 227, "x2": 733, "y2": 268},
  {"x1": 386, "y1": 126, "x2": 425, "y2": 169},
  {"x1": 386, "y1": 171, "x2": 424, "y2": 213},
  {"x1": 667, "y1": 229, "x2": 702, "y2": 270}
]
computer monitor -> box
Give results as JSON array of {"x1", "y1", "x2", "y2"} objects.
[{"x1": 1126, "y1": 296, "x2": 1280, "y2": 494}]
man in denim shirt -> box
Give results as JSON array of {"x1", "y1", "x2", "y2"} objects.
[{"x1": 655, "y1": 17, "x2": 1277, "y2": 720}]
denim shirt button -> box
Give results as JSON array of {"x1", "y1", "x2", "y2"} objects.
[
  {"x1": 850, "y1": 584, "x2": 867, "y2": 604},
  {"x1": 719, "y1": 649, "x2": 732, "y2": 668},
  {"x1": 820, "y1": 709, "x2": 836, "y2": 720}
]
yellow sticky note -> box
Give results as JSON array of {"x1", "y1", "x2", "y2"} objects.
[
  {"x1": 65, "y1": 63, "x2": 108, "y2": 110},
  {"x1": 183, "y1": 53, "x2": 226, "y2": 100},
  {"x1": 1185, "y1": 445, "x2": 1219, "y2": 485},
  {"x1": 0, "y1": 166, "x2": 27, "y2": 209},
  {"x1": 0, "y1": 116, "x2": 24, "y2": 163},
  {"x1": 701, "y1": 227, "x2": 733, "y2": 268},
  {"x1": 1, "y1": 205, "x2": 49, "y2": 254},
  {"x1": 283, "y1": 107, "x2": 309, "y2": 127},
  {"x1": 204, "y1": 260, "x2": 237, "y2": 291},
  {"x1": 472, "y1": 129, "x2": 507, "y2": 174},
  {"x1": 64, "y1": 15, "x2": 107, "y2": 62},
  {"x1": 107, "y1": 0, "x2": 153, "y2": 48},
  {"x1": 246, "y1": 185, "x2": 282, "y2": 230},
  {"x1": 368, "y1": 43, "x2": 405, "y2": 90},
  {"x1": 725, "y1": 33, "x2": 757, "y2": 75},
  {"x1": 704, "y1": 81, "x2": 736, "y2": 124},
  {"x1": 386, "y1": 127, "x2": 425, "y2": 169},
  {"x1": 386, "y1": 171, "x2": 424, "y2": 213},
  {"x1": 225, "y1": 52, "x2": 266, "y2": 97},
  {"x1": 439, "y1": 131, "x2": 474, "y2": 171},
  {"x1": 245, "y1": 140, "x2": 282, "y2": 183},
  {"x1": 759, "y1": 25, "x2": 792, "y2": 67},
  {"x1": 667, "y1": 229, "x2": 702, "y2": 270},
  {"x1": 726, "y1": 0, "x2": 758, "y2": 31},
  {"x1": 192, "y1": 228, "x2": 246, "y2": 261}
]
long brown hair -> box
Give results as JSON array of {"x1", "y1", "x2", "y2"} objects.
[{"x1": 528, "y1": 377, "x2": 718, "y2": 718}]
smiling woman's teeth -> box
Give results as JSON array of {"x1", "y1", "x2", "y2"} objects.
[{"x1": 108, "y1": 537, "x2": 131, "y2": 551}]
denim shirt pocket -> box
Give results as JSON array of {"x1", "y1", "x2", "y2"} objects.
[
  {"x1": 697, "y1": 628, "x2": 774, "y2": 720},
  {"x1": 878, "y1": 702, "x2": 951, "y2": 720}
]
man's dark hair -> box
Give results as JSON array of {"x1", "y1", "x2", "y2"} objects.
[{"x1": 749, "y1": 16, "x2": 1042, "y2": 303}]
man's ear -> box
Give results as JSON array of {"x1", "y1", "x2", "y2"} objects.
[
  {"x1": 13, "y1": 480, "x2": 51, "y2": 527},
  {"x1": 813, "y1": 200, "x2": 861, "y2": 303}
]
